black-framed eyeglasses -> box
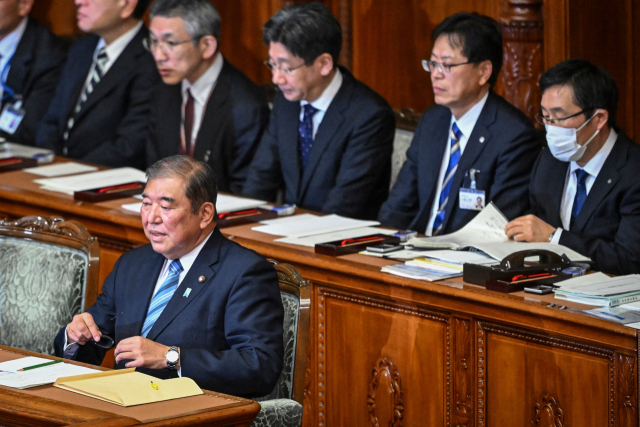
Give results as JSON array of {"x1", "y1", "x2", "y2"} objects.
[
  {"x1": 264, "y1": 60, "x2": 305, "y2": 75},
  {"x1": 143, "y1": 37, "x2": 193, "y2": 54},
  {"x1": 422, "y1": 59, "x2": 474, "y2": 75},
  {"x1": 535, "y1": 109, "x2": 590, "y2": 126}
]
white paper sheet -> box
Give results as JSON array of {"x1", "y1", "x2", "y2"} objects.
[
  {"x1": 216, "y1": 194, "x2": 268, "y2": 214},
  {"x1": 122, "y1": 202, "x2": 142, "y2": 213},
  {"x1": 585, "y1": 306, "x2": 640, "y2": 327},
  {"x1": 0, "y1": 362, "x2": 100, "y2": 389},
  {"x1": 24, "y1": 162, "x2": 98, "y2": 177},
  {"x1": 275, "y1": 227, "x2": 395, "y2": 248},
  {"x1": 558, "y1": 273, "x2": 640, "y2": 296},
  {"x1": 0, "y1": 356, "x2": 51, "y2": 373},
  {"x1": 253, "y1": 214, "x2": 379, "y2": 238},
  {"x1": 34, "y1": 168, "x2": 146, "y2": 193},
  {"x1": 419, "y1": 249, "x2": 496, "y2": 265},
  {"x1": 259, "y1": 213, "x2": 318, "y2": 225}
]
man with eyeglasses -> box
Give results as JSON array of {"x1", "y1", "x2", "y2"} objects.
[
  {"x1": 242, "y1": 2, "x2": 395, "y2": 220},
  {"x1": 505, "y1": 60, "x2": 640, "y2": 275},
  {"x1": 146, "y1": 0, "x2": 269, "y2": 194},
  {"x1": 379, "y1": 13, "x2": 540, "y2": 235},
  {"x1": 36, "y1": 0, "x2": 159, "y2": 169}
]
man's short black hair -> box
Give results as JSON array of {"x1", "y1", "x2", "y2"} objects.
[
  {"x1": 263, "y1": 1, "x2": 342, "y2": 66},
  {"x1": 539, "y1": 59, "x2": 619, "y2": 129},
  {"x1": 133, "y1": 0, "x2": 153, "y2": 20},
  {"x1": 431, "y1": 13, "x2": 503, "y2": 87}
]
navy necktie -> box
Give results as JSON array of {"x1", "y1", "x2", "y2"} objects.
[
  {"x1": 432, "y1": 122, "x2": 462, "y2": 235},
  {"x1": 299, "y1": 104, "x2": 318, "y2": 170},
  {"x1": 570, "y1": 169, "x2": 590, "y2": 229}
]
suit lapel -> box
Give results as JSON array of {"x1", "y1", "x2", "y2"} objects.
[
  {"x1": 4, "y1": 19, "x2": 36, "y2": 98},
  {"x1": 144, "y1": 228, "x2": 222, "y2": 341},
  {"x1": 280, "y1": 98, "x2": 302, "y2": 198},
  {"x1": 543, "y1": 156, "x2": 569, "y2": 225},
  {"x1": 130, "y1": 253, "x2": 166, "y2": 332},
  {"x1": 192, "y1": 63, "x2": 229, "y2": 161},
  {"x1": 573, "y1": 135, "x2": 626, "y2": 232}
]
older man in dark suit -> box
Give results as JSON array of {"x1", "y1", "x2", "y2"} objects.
[
  {"x1": 55, "y1": 156, "x2": 284, "y2": 397},
  {"x1": 36, "y1": 0, "x2": 159, "y2": 169},
  {"x1": 242, "y1": 2, "x2": 395, "y2": 220},
  {"x1": 379, "y1": 13, "x2": 541, "y2": 235},
  {"x1": 506, "y1": 60, "x2": 640, "y2": 275},
  {"x1": 0, "y1": 0, "x2": 66, "y2": 145}
]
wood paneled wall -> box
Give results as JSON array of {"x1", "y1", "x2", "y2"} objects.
[{"x1": 31, "y1": 0, "x2": 640, "y2": 139}]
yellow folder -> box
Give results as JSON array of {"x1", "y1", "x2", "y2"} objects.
[{"x1": 53, "y1": 368, "x2": 203, "y2": 407}]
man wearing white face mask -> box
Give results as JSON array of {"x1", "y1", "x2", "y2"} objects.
[{"x1": 505, "y1": 59, "x2": 640, "y2": 275}]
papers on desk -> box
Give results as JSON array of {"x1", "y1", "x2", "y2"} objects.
[
  {"x1": 122, "y1": 202, "x2": 142, "y2": 213},
  {"x1": 252, "y1": 214, "x2": 379, "y2": 238},
  {"x1": 0, "y1": 359, "x2": 100, "y2": 389},
  {"x1": 0, "y1": 142, "x2": 54, "y2": 164},
  {"x1": 24, "y1": 162, "x2": 98, "y2": 177},
  {"x1": 554, "y1": 273, "x2": 640, "y2": 306},
  {"x1": 34, "y1": 168, "x2": 146, "y2": 195},
  {"x1": 584, "y1": 306, "x2": 640, "y2": 329},
  {"x1": 381, "y1": 250, "x2": 494, "y2": 281},
  {"x1": 216, "y1": 194, "x2": 267, "y2": 214},
  {"x1": 276, "y1": 227, "x2": 395, "y2": 247},
  {"x1": 408, "y1": 203, "x2": 591, "y2": 262},
  {"x1": 54, "y1": 368, "x2": 203, "y2": 407},
  {"x1": 0, "y1": 356, "x2": 51, "y2": 373}
]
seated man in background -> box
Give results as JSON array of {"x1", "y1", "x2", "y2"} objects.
[
  {"x1": 146, "y1": 0, "x2": 269, "y2": 195},
  {"x1": 506, "y1": 60, "x2": 640, "y2": 275},
  {"x1": 36, "y1": 0, "x2": 159, "y2": 169},
  {"x1": 378, "y1": 13, "x2": 541, "y2": 235},
  {"x1": 55, "y1": 156, "x2": 284, "y2": 398},
  {"x1": 0, "y1": 0, "x2": 66, "y2": 145},
  {"x1": 242, "y1": 1, "x2": 395, "y2": 220}
]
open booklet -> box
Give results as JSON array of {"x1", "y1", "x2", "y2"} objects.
[{"x1": 408, "y1": 203, "x2": 591, "y2": 263}]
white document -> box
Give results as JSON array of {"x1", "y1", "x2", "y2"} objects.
[
  {"x1": 253, "y1": 214, "x2": 379, "y2": 238},
  {"x1": 259, "y1": 213, "x2": 318, "y2": 225},
  {"x1": 34, "y1": 168, "x2": 146, "y2": 193},
  {"x1": 0, "y1": 142, "x2": 54, "y2": 164},
  {"x1": 0, "y1": 363, "x2": 100, "y2": 389},
  {"x1": 122, "y1": 202, "x2": 142, "y2": 213},
  {"x1": 24, "y1": 162, "x2": 98, "y2": 177},
  {"x1": 0, "y1": 356, "x2": 51, "y2": 373},
  {"x1": 216, "y1": 194, "x2": 268, "y2": 214},
  {"x1": 275, "y1": 227, "x2": 395, "y2": 248},
  {"x1": 558, "y1": 273, "x2": 640, "y2": 296},
  {"x1": 585, "y1": 306, "x2": 640, "y2": 327},
  {"x1": 360, "y1": 248, "x2": 430, "y2": 260},
  {"x1": 420, "y1": 250, "x2": 496, "y2": 265}
]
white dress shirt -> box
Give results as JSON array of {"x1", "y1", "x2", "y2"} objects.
[
  {"x1": 425, "y1": 90, "x2": 489, "y2": 235},
  {"x1": 180, "y1": 53, "x2": 224, "y2": 145},
  {"x1": 0, "y1": 17, "x2": 28, "y2": 101},
  {"x1": 551, "y1": 128, "x2": 618, "y2": 243},
  {"x1": 299, "y1": 68, "x2": 343, "y2": 139}
]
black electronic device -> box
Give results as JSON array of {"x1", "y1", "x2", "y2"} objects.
[{"x1": 366, "y1": 243, "x2": 402, "y2": 253}]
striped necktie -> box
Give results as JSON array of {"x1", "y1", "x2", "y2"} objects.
[
  {"x1": 432, "y1": 122, "x2": 462, "y2": 235},
  {"x1": 64, "y1": 47, "x2": 109, "y2": 141},
  {"x1": 141, "y1": 259, "x2": 183, "y2": 338}
]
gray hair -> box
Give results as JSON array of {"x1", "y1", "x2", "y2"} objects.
[
  {"x1": 150, "y1": 0, "x2": 221, "y2": 42},
  {"x1": 146, "y1": 155, "x2": 218, "y2": 215}
]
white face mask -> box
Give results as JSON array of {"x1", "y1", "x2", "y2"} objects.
[{"x1": 545, "y1": 110, "x2": 601, "y2": 162}]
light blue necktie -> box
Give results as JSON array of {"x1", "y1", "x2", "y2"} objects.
[
  {"x1": 570, "y1": 169, "x2": 589, "y2": 229},
  {"x1": 432, "y1": 122, "x2": 462, "y2": 235},
  {"x1": 141, "y1": 259, "x2": 183, "y2": 338}
]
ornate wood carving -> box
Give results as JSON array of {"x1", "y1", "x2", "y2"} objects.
[
  {"x1": 454, "y1": 318, "x2": 474, "y2": 426},
  {"x1": 531, "y1": 394, "x2": 564, "y2": 427},
  {"x1": 476, "y1": 325, "x2": 486, "y2": 427},
  {"x1": 618, "y1": 353, "x2": 636, "y2": 427},
  {"x1": 0, "y1": 215, "x2": 95, "y2": 243},
  {"x1": 367, "y1": 357, "x2": 403, "y2": 427},
  {"x1": 500, "y1": 0, "x2": 544, "y2": 126},
  {"x1": 96, "y1": 236, "x2": 136, "y2": 253},
  {"x1": 316, "y1": 291, "x2": 326, "y2": 426}
]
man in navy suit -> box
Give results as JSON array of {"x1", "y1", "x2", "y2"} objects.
[
  {"x1": 242, "y1": 2, "x2": 395, "y2": 220},
  {"x1": 506, "y1": 60, "x2": 640, "y2": 275},
  {"x1": 378, "y1": 13, "x2": 541, "y2": 235},
  {"x1": 0, "y1": 0, "x2": 66, "y2": 145},
  {"x1": 36, "y1": 0, "x2": 159, "y2": 169},
  {"x1": 55, "y1": 156, "x2": 284, "y2": 397},
  {"x1": 146, "y1": 0, "x2": 269, "y2": 194}
]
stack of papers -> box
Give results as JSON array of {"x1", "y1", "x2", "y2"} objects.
[
  {"x1": 34, "y1": 168, "x2": 146, "y2": 195},
  {"x1": 0, "y1": 142, "x2": 54, "y2": 164},
  {"x1": 0, "y1": 357, "x2": 100, "y2": 389},
  {"x1": 381, "y1": 250, "x2": 494, "y2": 281},
  {"x1": 584, "y1": 306, "x2": 640, "y2": 329},
  {"x1": 24, "y1": 162, "x2": 98, "y2": 177},
  {"x1": 555, "y1": 273, "x2": 640, "y2": 306},
  {"x1": 122, "y1": 193, "x2": 268, "y2": 215},
  {"x1": 252, "y1": 214, "x2": 379, "y2": 238}
]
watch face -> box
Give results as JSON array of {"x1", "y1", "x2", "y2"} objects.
[{"x1": 166, "y1": 350, "x2": 179, "y2": 363}]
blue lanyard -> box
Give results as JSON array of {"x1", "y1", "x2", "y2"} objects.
[{"x1": 1, "y1": 53, "x2": 15, "y2": 101}]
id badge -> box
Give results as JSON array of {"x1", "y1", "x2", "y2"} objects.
[
  {"x1": 459, "y1": 188, "x2": 486, "y2": 211},
  {"x1": 0, "y1": 103, "x2": 25, "y2": 135}
]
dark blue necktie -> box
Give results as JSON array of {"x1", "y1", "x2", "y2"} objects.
[
  {"x1": 432, "y1": 122, "x2": 462, "y2": 235},
  {"x1": 570, "y1": 169, "x2": 590, "y2": 228},
  {"x1": 299, "y1": 104, "x2": 318, "y2": 170}
]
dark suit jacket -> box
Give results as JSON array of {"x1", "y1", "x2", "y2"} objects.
[
  {"x1": 379, "y1": 90, "x2": 542, "y2": 233},
  {"x1": 242, "y1": 67, "x2": 395, "y2": 220},
  {"x1": 147, "y1": 59, "x2": 269, "y2": 194},
  {"x1": 36, "y1": 26, "x2": 159, "y2": 169},
  {"x1": 529, "y1": 132, "x2": 640, "y2": 275},
  {"x1": 0, "y1": 17, "x2": 67, "y2": 145},
  {"x1": 54, "y1": 227, "x2": 284, "y2": 398}
]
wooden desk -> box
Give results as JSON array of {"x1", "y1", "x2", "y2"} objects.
[
  {"x1": 0, "y1": 345, "x2": 259, "y2": 426},
  {"x1": 0, "y1": 167, "x2": 638, "y2": 426}
]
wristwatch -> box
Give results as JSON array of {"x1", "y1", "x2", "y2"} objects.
[
  {"x1": 165, "y1": 346, "x2": 180, "y2": 370},
  {"x1": 548, "y1": 228, "x2": 558, "y2": 242}
]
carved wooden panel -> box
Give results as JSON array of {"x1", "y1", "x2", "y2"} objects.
[
  {"x1": 618, "y1": 353, "x2": 635, "y2": 427},
  {"x1": 367, "y1": 357, "x2": 403, "y2": 427},
  {"x1": 453, "y1": 317, "x2": 474, "y2": 426},
  {"x1": 315, "y1": 287, "x2": 450, "y2": 426},
  {"x1": 531, "y1": 394, "x2": 564, "y2": 427}
]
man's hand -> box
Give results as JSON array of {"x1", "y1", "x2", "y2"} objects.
[
  {"x1": 505, "y1": 214, "x2": 556, "y2": 243},
  {"x1": 114, "y1": 337, "x2": 178, "y2": 370},
  {"x1": 66, "y1": 312, "x2": 101, "y2": 345}
]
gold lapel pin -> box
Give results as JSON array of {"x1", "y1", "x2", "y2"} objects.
[{"x1": 198, "y1": 276, "x2": 206, "y2": 283}]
